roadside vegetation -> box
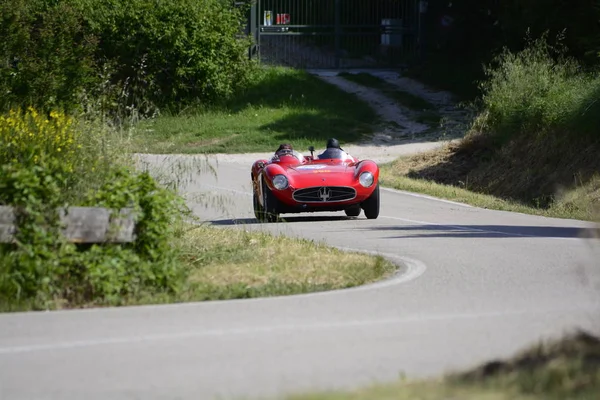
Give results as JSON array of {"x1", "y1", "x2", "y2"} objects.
[
  {"x1": 129, "y1": 67, "x2": 377, "y2": 154},
  {"x1": 0, "y1": 0, "x2": 392, "y2": 312},
  {"x1": 381, "y1": 36, "x2": 600, "y2": 222},
  {"x1": 287, "y1": 331, "x2": 600, "y2": 400},
  {"x1": 174, "y1": 224, "x2": 395, "y2": 302}
]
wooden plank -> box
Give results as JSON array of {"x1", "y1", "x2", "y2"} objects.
[
  {"x1": 0, "y1": 206, "x2": 136, "y2": 243},
  {"x1": 0, "y1": 206, "x2": 16, "y2": 244},
  {"x1": 107, "y1": 208, "x2": 137, "y2": 243}
]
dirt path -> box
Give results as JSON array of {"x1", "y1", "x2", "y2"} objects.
[{"x1": 309, "y1": 69, "x2": 470, "y2": 149}]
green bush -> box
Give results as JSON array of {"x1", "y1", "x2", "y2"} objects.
[
  {"x1": 75, "y1": 0, "x2": 255, "y2": 112},
  {"x1": 474, "y1": 36, "x2": 600, "y2": 143},
  {"x1": 1, "y1": 0, "x2": 256, "y2": 116},
  {"x1": 0, "y1": 108, "x2": 189, "y2": 311},
  {"x1": 0, "y1": 0, "x2": 98, "y2": 113}
]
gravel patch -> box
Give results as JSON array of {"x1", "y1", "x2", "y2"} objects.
[{"x1": 315, "y1": 74, "x2": 431, "y2": 143}]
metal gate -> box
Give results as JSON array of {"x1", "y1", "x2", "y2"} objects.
[{"x1": 249, "y1": 0, "x2": 422, "y2": 69}]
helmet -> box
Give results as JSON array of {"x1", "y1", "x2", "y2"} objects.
[
  {"x1": 275, "y1": 143, "x2": 294, "y2": 156},
  {"x1": 326, "y1": 138, "x2": 340, "y2": 149}
]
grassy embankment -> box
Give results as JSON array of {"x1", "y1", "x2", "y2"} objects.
[
  {"x1": 380, "y1": 39, "x2": 600, "y2": 222},
  {"x1": 130, "y1": 66, "x2": 378, "y2": 154},
  {"x1": 285, "y1": 331, "x2": 600, "y2": 400}
]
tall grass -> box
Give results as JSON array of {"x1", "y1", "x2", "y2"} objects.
[
  {"x1": 385, "y1": 36, "x2": 600, "y2": 218},
  {"x1": 474, "y1": 36, "x2": 600, "y2": 144}
]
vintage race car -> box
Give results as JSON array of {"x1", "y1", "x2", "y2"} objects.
[{"x1": 251, "y1": 146, "x2": 380, "y2": 222}]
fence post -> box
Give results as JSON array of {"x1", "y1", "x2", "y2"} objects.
[
  {"x1": 334, "y1": 0, "x2": 341, "y2": 69},
  {"x1": 249, "y1": 0, "x2": 258, "y2": 59}
]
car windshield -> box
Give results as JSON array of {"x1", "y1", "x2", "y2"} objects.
[
  {"x1": 317, "y1": 148, "x2": 350, "y2": 160},
  {"x1": 272, "y1": 150, "x2": 305, "y2": 162}
]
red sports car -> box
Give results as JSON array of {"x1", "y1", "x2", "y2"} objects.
[{"x1": 251, "y1": 145, "x2": 380, "y2": 222}]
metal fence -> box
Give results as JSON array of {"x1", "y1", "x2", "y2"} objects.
[{"x1": 249, "y1": 0, "x2": 422, "y2": 69}]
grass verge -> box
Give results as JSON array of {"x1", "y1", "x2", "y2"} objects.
[
  {"x1": 171, "y1": 223, "x2": 397, "y2": 302},
  {"x1": 1, "y1": 221, "x2": 397, "y2": 311},
  {"x1": 379, "y1": 142, "x2": 599, "y2": 221},
  {"x1": 285, "y1": 331, "x2": 600, "y2": 400},
  {"x1": 128, "y1": 66, "x2": 378, "y2": 154}
]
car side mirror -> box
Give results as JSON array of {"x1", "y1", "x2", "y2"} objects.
[{"x1": 308, "y1": 146, "x2": 315, "y2": 157}]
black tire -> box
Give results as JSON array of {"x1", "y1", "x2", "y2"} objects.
[
  {"x1": 253, "y1": 190, "x2": 266, "y2": 222},
  {"x1": 361, "y1": 183, "x2": 380, "y2": 219},
  {"x1": 262, "y1": 179, "x2": 280, "y2": 223},
  {"x1": 344, "y1": 205, "x2": 361, "y2": 217}
]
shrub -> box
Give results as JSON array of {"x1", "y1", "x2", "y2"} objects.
[
  {"x1": 0, "y1": 0, "x2": 98, "y2": 113},
  {"x1": 74, "y1": 0, "x2": 256, "y2": 112},
  {"x1": 0, "y1": 108, "x2": 189, "y2": 310},
  {"x1": 474, "y1": 36, "x2": 600, "y2": 143},
  {"x1": 1, "y1": 0, "x2": 256, "y2": 117},
  {"x1": 0, "y1": 107, "x2": 126, "y2": 204}
]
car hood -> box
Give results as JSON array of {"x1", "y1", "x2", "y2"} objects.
[{"x1": 285, "y1": 163, "x2": 356, "y2": 187}]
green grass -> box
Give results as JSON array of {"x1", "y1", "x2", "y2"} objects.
[
  {"x1": 283, "y1": 331, "x2": 600, "y2": 400},
  {"x1": 403, "y1": 57, "x2": 484, "y2": 102},
  {"x1": 1, "y1": 222, "x2": 397, "y2": 311},
  {"x1": 128, "y1": 67, "x2": 378, "y2": 154}
]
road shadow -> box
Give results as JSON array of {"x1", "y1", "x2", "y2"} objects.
[
  {"x1": 363, "y1": 224, "x2": 599, "y2": 239},
  {"x1": 210, "y1": 215, "x2": 356, "y2": 226}
]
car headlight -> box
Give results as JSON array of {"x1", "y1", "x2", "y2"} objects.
[
  {"x1": 359, "y1": 171, "x2": 374, "y2": 187},
  {"x1": 272, "y1": 175, "x2": 289, "y2": 190}
]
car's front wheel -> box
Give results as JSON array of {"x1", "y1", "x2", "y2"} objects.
[
  {"x1": 262, "y1": 179, "x2": 280, "y2": 223},
  {"x1": 361, "y1": 183, "x2": 380, "y2": 219},
  {"x1": 253, "y1": 190, "x2": 266, "y2": 222}
]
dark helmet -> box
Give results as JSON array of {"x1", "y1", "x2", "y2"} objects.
[
  {"x1": 326, "y1": 138, "x2": 340, "y2": 149},
  {"x1": 276, "y1": 143, "x2": 293, "y2": 152}
]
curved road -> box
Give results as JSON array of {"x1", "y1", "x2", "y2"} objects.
[{"x1": 1, "y1": 152, "x2": 599, "y2": 400}]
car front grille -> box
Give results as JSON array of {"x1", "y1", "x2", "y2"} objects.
[{"x1": 292, "y1": 186, "x2": 356, "y2": 203}]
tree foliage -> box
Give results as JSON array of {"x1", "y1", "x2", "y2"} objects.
[{"x1": 0, "y1": 0, "x2": 256, "y2": 115}]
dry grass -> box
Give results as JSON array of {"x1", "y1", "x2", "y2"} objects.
[
  {"x1": 175, "y1": 223, "x2": 396, "y2": 301},
  {"x1": 284, "y1": 331, "x2": 600, "y2": 400},
  {"x1": 379, "y1": 136, "x2": 600, "y2": 221}
]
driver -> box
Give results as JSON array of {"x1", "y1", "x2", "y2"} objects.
[
  {"x1": 318, "y1": 138, "x2": 345, "y2": 159},
  {"x1": 274, "y1": 143, "x2": 294, "y2": 157}
]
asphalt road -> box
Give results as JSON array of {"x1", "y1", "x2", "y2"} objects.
[{"x1": 1, "y1": 152, "x2": 599, "y2": 400}]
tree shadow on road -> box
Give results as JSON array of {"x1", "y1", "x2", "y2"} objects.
[{"x1": 360, "y1": 224, "x2": 599, "y2": 239}]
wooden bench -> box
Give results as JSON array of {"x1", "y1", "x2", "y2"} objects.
[{"x1": 0, "y1": 206, "x2": 136, "y2": 244}]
